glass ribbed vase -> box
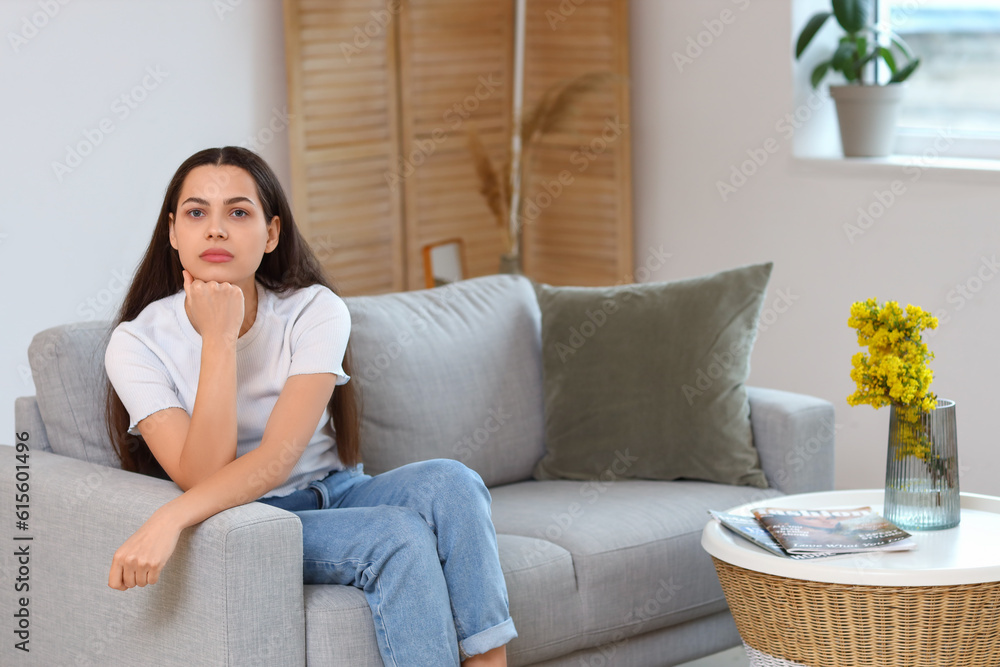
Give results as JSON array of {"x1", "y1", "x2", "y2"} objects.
[{"x1": 884, "y1": 398, "x2": 960, "y2": 531}]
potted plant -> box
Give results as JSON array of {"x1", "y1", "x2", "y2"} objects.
[{"x1": 796, "y1": 0, "x2": 921, "y2": 157}]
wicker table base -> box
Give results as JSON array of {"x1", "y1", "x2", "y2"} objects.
[
  {"x1": 741, "y1": 641, "x2": 808, "y2": 666},
  {"x1": 712, "y1": 558, "x2": 1000, "y2": 667}
]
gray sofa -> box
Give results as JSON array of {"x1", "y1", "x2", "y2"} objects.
[{"x1": 3, "y1": 273, "x2": 834, "y2": 666}]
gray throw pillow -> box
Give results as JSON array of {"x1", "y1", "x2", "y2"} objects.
[{"x1": 531, "y1": 262, "x2": 773, "y2": 488}]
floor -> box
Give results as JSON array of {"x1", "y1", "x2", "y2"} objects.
[{"x1": 676, "y1": 646, "x2": 750, "y2": 666}]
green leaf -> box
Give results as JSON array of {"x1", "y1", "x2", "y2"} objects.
[
  {"x1": 878, "y1": 46, "x2": 898, "y2": 74},
  {"x1": 810, "y1": 60, "x2": 832, "y2": 89},
  {"x1": 853, "y1": 49, "x2": 879, "y2": 83},
  {"x1": 796, "y1": 12, "x2": 832, "y2": 59},
  {"x1": 832, "y1": 41, "x2": 857, "y2": 72},
  {"x1": 891, "y1": 35, "x2": 915, "y2": 60},
  {"x1": 833, "y1": 0, "x2": 868, "y2": 33},
  {"x1": 889, "y1": 57, "x2": 920, "y2": 83}
]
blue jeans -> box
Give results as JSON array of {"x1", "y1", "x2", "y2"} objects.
[{"x1": 256, "y1": 458, "x2": 517, "y2": 666}]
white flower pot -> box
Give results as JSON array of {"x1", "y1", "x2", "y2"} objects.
[{"x1": 829, "y1": 83, "x2": 907, "y2": 157}]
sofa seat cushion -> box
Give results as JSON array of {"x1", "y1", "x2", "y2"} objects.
[
  {"x1": 304, "y1": 584, "x2": 382, "y2": 665},
  {"x1": 302, "y1": 534, "x2": 585, "y2": 667},
  {"x1": 489, "y1": 479, "x2": 784, "y2": 654},
  {"x1": 496, "y1": 534, "x2": 584, "y2": 664}
]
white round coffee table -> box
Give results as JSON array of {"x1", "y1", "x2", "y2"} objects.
[{"x1": 701, "y1": 489, "x2": 1000, "y2": 667}]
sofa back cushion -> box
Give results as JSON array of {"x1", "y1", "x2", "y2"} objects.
[
  {"x1": 28, "y1": 320, "x2": 118, "y2": 467},
  {"x1": 25, "y1": 275, "x2": 545, "y2": 488},
  {"x1": 342, "y1": 274, "x2": 546, "y2": 487}
]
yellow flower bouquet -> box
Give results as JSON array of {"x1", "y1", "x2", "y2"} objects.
[
  {"x1": 847, "y1": 298, "x2": 937, "y2": 420},
  {"x1": 847, "y1": 298, "x2": 959, "y2": 530}
]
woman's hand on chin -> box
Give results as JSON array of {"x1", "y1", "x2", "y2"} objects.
[{"x1": 182, "y1": 268, "x2": 244, "y2": 341}]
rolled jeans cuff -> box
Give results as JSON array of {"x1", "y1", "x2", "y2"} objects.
[{"x1": 459, "y1": 616, "x2": 518, "y2": 660}]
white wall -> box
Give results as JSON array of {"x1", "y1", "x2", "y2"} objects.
[
  {"x1": 630, "y1": 0, "x2": 1000, "y2": 494},
  {"x1": 3, "y1": 0, "x2": 996, "y2": 496},
  {"x1": 1, "y1": 0, "x2": 289, "y2": 440}
]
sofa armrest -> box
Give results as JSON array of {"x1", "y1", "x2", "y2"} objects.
[
  {"x1": 14, "y1": 396, "x2": 53, "y2": 453},
  {"x1": 0, "y1": 446, "x2": 305, "y2": 667},
  {"x1": 746, "y1": 386, "x2": 836, "y2": 495}
]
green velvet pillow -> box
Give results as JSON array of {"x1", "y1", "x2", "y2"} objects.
[{"x1": 531, "y1": 262, "x2": 773, "y2": 488}]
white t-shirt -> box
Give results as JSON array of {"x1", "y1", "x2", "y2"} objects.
[{"x1": 104, "y1": 279, "x2": 351, "y2": 499}]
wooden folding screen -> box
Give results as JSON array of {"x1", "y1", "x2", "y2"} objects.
[
  {"x1": 520, "y1": 0, "x2": 633, "y2": 287},
  {"x1": 395, "y1": 1, "x2": 516, "y2": 290},
  {"x1": 284, "y1": 0, "x2": 631, "y2": 295},
  {"x1": 283, "y1": 0, "x2": 405, "y2": 296}
]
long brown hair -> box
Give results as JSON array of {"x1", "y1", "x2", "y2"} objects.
[{"x1": 103, "y1": 146, "x2": 361, "y2": 481}]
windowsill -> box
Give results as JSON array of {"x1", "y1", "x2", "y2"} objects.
[{"x1": 791, "y1": 154, "x2": 1000, "y2": 185}]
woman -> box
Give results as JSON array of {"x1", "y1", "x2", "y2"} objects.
[{"x1": 102, "y1": 146, "x2": 516, "y2": 666}]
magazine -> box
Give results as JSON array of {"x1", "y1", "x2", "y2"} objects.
[
  {"x1": 709, "y1": 511, "x2": 837, "y2": 560},
  {"x1": 751, "y1": 506, "x2": 915, "y2": 554}
]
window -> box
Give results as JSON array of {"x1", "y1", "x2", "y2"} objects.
[{"x1": 878, "y1": 0, "x2": 1000, "y2": 160}]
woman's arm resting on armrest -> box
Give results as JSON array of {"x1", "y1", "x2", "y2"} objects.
[{"x1": 108, "y1": 372, "x2": 338, "y2": 591}]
